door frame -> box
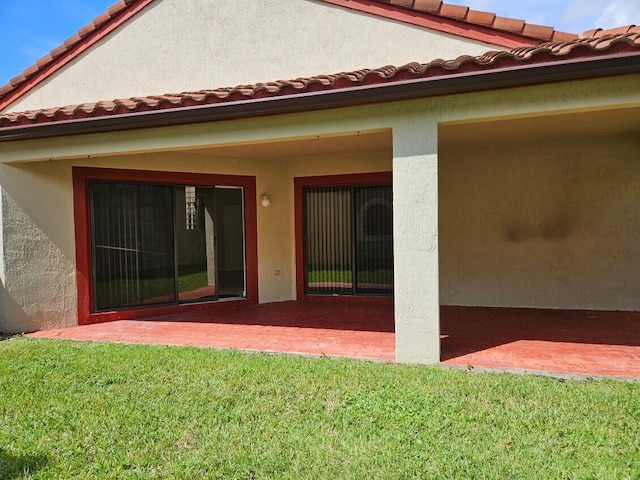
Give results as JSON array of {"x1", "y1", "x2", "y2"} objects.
[
  {"x1": 73, "y1": 167, "x2": 258, "y2": 325},
  {"x1": 294, "y1": 171, "x2": 393, "y2": 301}
]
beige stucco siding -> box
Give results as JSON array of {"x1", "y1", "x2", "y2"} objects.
[
  {"x1": 0, "y1": 150, "x2": 390, "y2": 332},
  {"x1": 0, "y1": 165, "x2": 77, "y2": 333},
  {"x1": 439, "y1": 133, "x2": 640, "y2": 311},
  {"x1": 5, "y1": 0, "x2": 506, "y2": 113},
  {"x1": 0, "y1": 74, "x2": 638, "y2": 365}
]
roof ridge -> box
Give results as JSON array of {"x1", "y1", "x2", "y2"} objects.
[
  {"x1": 580, "y1": 24, "x2": 640, "y2": 38},
  {"x1": 2, "y1": 32, "x2": 638, "y2": 129},
  {"x1": 367, "y1": 0, "x2": 577, "y2": 43}
]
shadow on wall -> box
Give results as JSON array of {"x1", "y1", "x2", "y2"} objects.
[
  {"x1": 0, "y1": 163, "x2": 78, "y2": 333},
  {"x1": 0, "y1": 448, "x2": 48, "y2": 479},
  {"x1": 0, "y1": 278, "x2": 34, "y2": 334}
]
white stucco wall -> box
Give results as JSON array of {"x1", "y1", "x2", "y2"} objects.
[
  {"x1": 4, "y1": 0, "x2": 505, "y2": 113},
  {"x1": 393, "y1": 124, "x2": 440, "y2": 364},
  {"x1": 439, "y1": 133, "x2": 640, "y2": 311}
]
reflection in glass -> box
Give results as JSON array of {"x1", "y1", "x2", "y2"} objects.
[
  {"x1": 90, "y1": 182, "x2": 246, "y2": 311},
  {"x1": 303, "y1": 184, "x2": 393, "y2": 296}
]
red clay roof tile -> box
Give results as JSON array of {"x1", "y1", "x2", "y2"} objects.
[
  {"x1": 522, "y1": 24, "x2": 555, "y2": 42},
  {"x1": 465, "y1": 10, "x2": 495, "y2": 27},
  {"x1": 385, "y1": 0, "x2": 415, "y2": 7},
  {"x1": 371, "y1": 0, "x2": 576, "y2": 42},
  {"x1": 1, "y1": 32, "x2": 638, "y2": 130},
  {"x1": 439, "y1": 4, "x2": 469, "y2": 21},
  {"x1": 551, "y1": 30, "x2": 580, "y2": 43},
  {"x1": 493, "y1": 16, "x2": 526, "y2": 34},
  {"x1": 413, "y1": 0, "x2": 441, "y2": 14}
]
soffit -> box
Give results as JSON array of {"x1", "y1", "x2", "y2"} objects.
[
  {"x1": 187, "y1": 130, "x2": 392, "y2": 160},
  {"x1": 439, "y1": 106, "x2": 640, "y2": 146}
]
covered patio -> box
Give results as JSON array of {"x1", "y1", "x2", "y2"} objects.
[{"x1": 27, "y1": 301, "x2": 640, "y2": 380}]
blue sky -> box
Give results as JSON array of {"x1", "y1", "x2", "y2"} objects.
[{"x1": 0, "y1": 0, "x2": 638, "y2": 87}]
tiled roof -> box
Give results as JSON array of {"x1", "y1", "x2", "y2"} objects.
[
  {"x1": 1, "y1": 0, "x2": 637, "y2": 113},
  {"x1": 2, "y1": 32, "x2": 638, "y2": 129},
  {"x1": 0, "y1": 0, "x2": 579, "y2": 110},
  {"x1": 344, "y1": 0, "x2": 577, "y2": 43}
]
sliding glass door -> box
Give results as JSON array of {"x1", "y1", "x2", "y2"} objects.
[
  {"x1": 90, "y1": 181, "x2": 245, "y2": 311},
  {"x1": 304, "y1": 184, "x2": 393, "y2": 296}
]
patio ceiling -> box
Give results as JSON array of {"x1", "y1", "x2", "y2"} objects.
[
  {"x1": 182, "y1": 105, "x2": 640, "y2": 160},
  {"x1": 185, "y1": 129, "x2": 392, "y2": 160},
  {"x1": 440, "y1": 105, "x2": 640, "y2": 145}
]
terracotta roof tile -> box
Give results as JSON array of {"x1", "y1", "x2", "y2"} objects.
[
  {"x1": 522, "y1": 24, "x2": 555, "y2": 42},
  {"x1": 465, "y1": 10, "x2": 495, "y2": 27},
  {"x1": 551, "y1": 30, "x2": 579, "y2": 43},
  {"x1": 582, "y1": 25, "x2": 638, "y2": 37},
  {"x1": 2, "y1": 32, "x2": 638, "y2": 130},
  {"x1": 493, "y1": 16, "x2": 526, "y2": 34},
  {"x1": 439, "y1": 4, "x2": 469, "y2": 21},
  {"x1": 413, "y1": 0, "x2": 441, "y2": 14},
  {"x1": 383, "y1": 0, "x2": 415, "y2": 7},
  {"x1": 368, "y1": 0, "x2": 575, "y2": 42},
  {"x1": 49, "y1": 44, "x2": 68, "y2": 60}
]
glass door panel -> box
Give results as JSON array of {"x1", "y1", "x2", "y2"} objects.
[
  {"x1": 92, "y1": 183, "x2": 140, "y2": 310},
  {"x1": 176, "y1": 186, "x2": 217, "y2": 302},
  {"x1": 91, "y1": 180, "x2": 247, "y2": 312},
  {"x1": 138, "y1": 184, "x2": 176, "y2": 305},
  {"x1": 304, "y1": 186, "x2": 353, "y2": 294},
  {"x1": 91, "y1": 183, "x2": 175, "y2": 310},
  {"x1": 215, "y1": 187, "x2": 245, "y2": 298},
  {"x1": 355, "y1": 185, "x2": 393, "y2": 295},
  {"x1": 303, "y1": 184, "x2": 393, "y2": 296}
]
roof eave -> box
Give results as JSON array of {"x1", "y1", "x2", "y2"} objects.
[{"x1": 1, "y1": 51, "x2": 638, "y2": 143}]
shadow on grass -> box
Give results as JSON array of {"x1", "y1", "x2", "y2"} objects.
[{"x1": 0, "y1": 448, "x2": 48, "y2": 479}]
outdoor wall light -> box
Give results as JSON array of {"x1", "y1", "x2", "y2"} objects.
[{"x1": 260, "y1": 194, "x2": 271, "y2": 207}]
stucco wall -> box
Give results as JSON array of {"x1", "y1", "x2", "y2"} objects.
[
  {"x1": 1, "y1": 74, "x2": 638, "y2": 365},
  {"x1": 0, "y1": 149, "x2": 390, "y2": 332},
  {"x1": 5, "y1": 0, "x2": 504, "y2": 113},
  {"x1": 0, "y1": 164, "x2": 77, "y2": 333},
  {"x1": 439, "y1": 133, "x2": 640, "y2": 311}
]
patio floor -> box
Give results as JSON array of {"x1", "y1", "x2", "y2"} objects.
[{"x1": 27, "y1": 300, "x2": 640, "y2": 380}]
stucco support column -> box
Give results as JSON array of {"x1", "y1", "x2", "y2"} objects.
[{"x1": 392, "y1": 121, "x2": 440, "y2": 364}]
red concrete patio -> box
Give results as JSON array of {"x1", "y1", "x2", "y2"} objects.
[{"x1": 27, "y1": 300, "x2": 640, "y2": 380}]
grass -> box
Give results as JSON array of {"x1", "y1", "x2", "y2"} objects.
[
  {"x1": 307, "y1": 269, "x2": 393, "y2": 284},
  {"x1": 96, "y1": 265, "x2": 209, "y2": 309},
  {"x1": 0, "y1": 339, "x2": 638, "y2": 479}
]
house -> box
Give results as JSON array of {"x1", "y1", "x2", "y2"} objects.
[{"x1": 0, "y1": 0, "x2": 638, "y2": 364}]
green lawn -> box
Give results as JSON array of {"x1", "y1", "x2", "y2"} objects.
[
  {"x1": 307, "y1": 269, "x2": 393, "y2": 284},
  {"x1": 0, "y1": 338, "x2": 638, "y2": 479}
]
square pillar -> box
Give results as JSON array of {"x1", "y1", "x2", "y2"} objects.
[{"x1": 392, "y1": 122, "x2": 440, "y2": 364}]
